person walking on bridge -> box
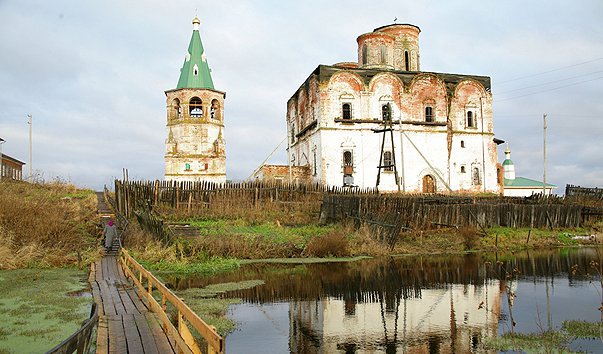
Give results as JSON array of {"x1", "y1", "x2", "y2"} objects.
[{"x1": 103, "y1": 219, "x2": 117, "y2": 251}]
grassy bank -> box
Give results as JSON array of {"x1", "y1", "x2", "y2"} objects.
[
  {"x1": 0, "y1": 180, "x2": 100, "y2": 269},
  {"x1": 130, "y1": 215, "x2": 599, "y2": 263},
  {"x1": 486, "y1": 320, "x2": 602, "y2": 352},
  {"x1": 0, "y1": 268, "x2": 92, "y2": 354}
]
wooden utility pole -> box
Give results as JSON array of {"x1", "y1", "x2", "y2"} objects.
[
  {"x1": 27, "y1": 114, "x2": 32, "y2": 182},
  {"x1": 543, "y1": 113, "x2": 547, "y2": 195}
]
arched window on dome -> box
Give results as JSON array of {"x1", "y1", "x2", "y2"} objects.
[
  {"x1": 189, "y1": 97, "x2": 203, "y2": 117},
  {"x1": 362, "y1": 45, "x2": 368, "y2": 65},
  {"x1": 404, "y1": 50, "x2": 410, "y2": 71},
  {"x1": 380, "y1": 45, "x2": 387, "y2": 64}
]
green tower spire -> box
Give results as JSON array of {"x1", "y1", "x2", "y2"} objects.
[{"x1": 176, "y1": 17, "x2": 214, "y2": 89}]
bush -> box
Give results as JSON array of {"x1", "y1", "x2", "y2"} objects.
[
  {"x1": 458, "y1": 227, "x2": 480, "y2": 251},
  {"x1": 304, "y1": 231, "x2": 350, "y2": 257}
]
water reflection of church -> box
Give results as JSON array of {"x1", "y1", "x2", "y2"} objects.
[{"x1": 289, "y1": 282, "x2": 501, "y2": 353}]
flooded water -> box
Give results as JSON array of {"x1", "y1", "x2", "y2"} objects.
[{"x1": 166, "y1": 248, "x2": 603, "y2": 353}]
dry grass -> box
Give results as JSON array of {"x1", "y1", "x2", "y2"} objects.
[
  {"x1": 459, "y1": 226, "x2": 481, "y2": 250},
  {"x1": 0, "y1": 180, "x2": 99, "y2": 269},
  {"x1": 158, "y1": 194, "x2": 322, "y2": 226},
  {"x1": 304, "y1": 231, "x2": 350, "y2": 257}
]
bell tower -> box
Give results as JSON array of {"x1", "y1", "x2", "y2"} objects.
[{"x1": 165, "y1": 16, "x2": 226, "y2": 183}]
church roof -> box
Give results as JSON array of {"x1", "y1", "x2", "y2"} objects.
[
  {"x1": 504, "y1": 177, "x2": 556, "y2": 188},
  {"x1": 502, "y1": 158, "x2": 513, "y2": 166},
  {"x1": 289, "y1": 65, "x2": 491, "y2": 102},
  {"x1": 176, "y1": 17, "x2": 214, "y2": 90}
]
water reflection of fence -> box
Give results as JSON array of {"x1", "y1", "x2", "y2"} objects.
[
  {"x1": 167, "y1": 249, "x2": 602, "y2": 305},
  {"x1": 321, "y1": 194, "x2": 583, "y2": 228}
]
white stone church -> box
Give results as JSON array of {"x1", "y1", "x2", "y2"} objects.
[{"x1": 287, "y1": 24, "x2": 502, "y2": 193}]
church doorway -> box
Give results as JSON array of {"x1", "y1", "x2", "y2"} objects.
[{"x1": 422, "y1": 175, "x2": 435, "y2": 193}]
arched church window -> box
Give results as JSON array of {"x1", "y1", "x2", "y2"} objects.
[
  {"x1": 342, "y1": 103, "x2": 352, "y2": 120},
  {"x1": 383, "y1": 151, "x2": 393, "y2": 171},
  {"x1": 472, "y1": 167, "x2": 481, "y2": 185},
  {"x1": 343, "y1": 150, "x2": 353, "y2": 176},
  {"x1": 193, "y1": 64, "x2": 199, "y2": 76},
  {"x1": 404, "y1": 50, "x2": 410, "y2": 71},
  {"x1": 189, "y1": 97, "x2": 203, "y2": 117},
  {"x1": 382, "y1": 103, "x2": 392, "y2": 121},
  {"x1": 211, "y1": 99, "x2": 220, "y2": 119},
  {"x1": 467, "y1": 111, "x2": 475, "y2": 128},
  {"x1": 362, "y1": 45, "x2": 368, "y2": 65},
  {"x1": 425, "y1": 106, "x2": 433, "y2": 122}
]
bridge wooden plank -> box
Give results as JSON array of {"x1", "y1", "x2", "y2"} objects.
[
  {"x1": 108, "y1": 281, "x2": 127, "y2": 315},
  {"x1": 91, "y1": 282, "x2": 105, "y2": 316},
  {"x1": 95, "y1": 260, "x2": 103, "y2": 282},
  {"x1": 134, "y1": 313, "x2": 159, "y2": 354},
  {"x1": 96, "y1": 315, "x2": 109, "y2": 354},
  {"x1": 101, "y1": 258, "x2": 110, "y2": 281},
  {"x1": 108, "y1": 315, "x2": 127, "y2": 354},
  {"x1": 118, "y1": 284, "x2": 139, "y2": 315},
  {"x1": 123, "y1": 314, "x2": 144, "y2": 353},
  {"x1": 98, "y1": 280, "x2": 117, "y2": 317},
  {"x1": 145, "y1": 312, "x2": 176, "y2": 353},
  {"x1": 127, "y1": 287, "x2": 148, "y2": 313}
]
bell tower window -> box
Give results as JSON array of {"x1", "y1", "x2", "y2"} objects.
[
  {"x1": 193, "y1": 64, "x2": 199, "y2": 76},
  {"x1": 211, "y1": 99, "x2": 220, "y2": 119},
  {"x1": 190, "y1": 97, "x2": 203, "y2": 117}
]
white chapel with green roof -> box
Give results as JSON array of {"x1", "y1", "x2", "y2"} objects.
[
  {"x1": 164, "y1": 17, "x2": 226, "y2": 183},
  {"x1": 502, "y1": 145, "x2": 555, "y2": 197}
]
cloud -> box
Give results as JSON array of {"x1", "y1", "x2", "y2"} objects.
[{"x1": 0, "y1": 0, "x2": 601, "y2": 192}]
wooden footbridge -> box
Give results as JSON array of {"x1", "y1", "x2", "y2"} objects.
[{"x1": 89, "y1": 192, "x2": 224, "y2": 354}]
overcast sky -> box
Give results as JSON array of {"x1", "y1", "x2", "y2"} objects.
[{"x1": 1, "y1": 0, "x2": 602, "y2": 192}]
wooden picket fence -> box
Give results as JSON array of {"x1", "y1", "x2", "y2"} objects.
[
  {"x1": 566, "y1": 184, "x2": 603, "y2": 200},
  {"x1": 320, "y1": 194, "x2": 583, "y2": 229},
  {"x1": 112, "y1": 180, "x2": 599, "y2": 233},
  {"x1": 113, "y1": 179, "x2": 376, "y2": 219}
]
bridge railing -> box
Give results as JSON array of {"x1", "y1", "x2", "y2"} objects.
[
  {"x1": 45, "y1": 303, "x2": 98, "y2": 354},
  {"x1": 119, "y1": 249, "x2": 224, "y2": 354}
]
